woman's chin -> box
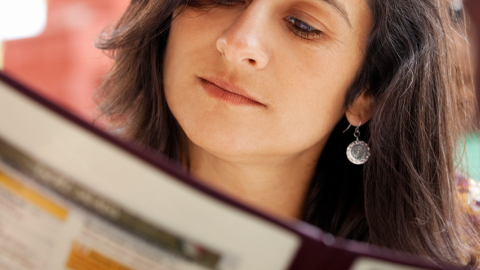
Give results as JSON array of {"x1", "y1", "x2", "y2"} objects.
[
  {"x1": 186, "y1": 132, "x2": 312, "y2": 165},
  {"x1": 188, "y1": 134, "x2": 263, "y2": 160}
]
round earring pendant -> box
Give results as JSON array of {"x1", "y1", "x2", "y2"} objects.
[{"x1": 346, "y1": 140, "x2": 370, "y2": 165}]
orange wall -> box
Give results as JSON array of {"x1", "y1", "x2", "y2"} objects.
[
  {"x1": 466, "y1": 1, "x2": 480, "y2": 116},
  {"x1": 4, "y1": 0, "x2": 129, "y2": 121},
  {"x1": 0, "y1": 42, "x2": 4, "y2": 69}
]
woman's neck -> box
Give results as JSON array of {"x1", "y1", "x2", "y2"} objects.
[{"x1": 187, "y1": 139, "x2": 325, "y2": 220}]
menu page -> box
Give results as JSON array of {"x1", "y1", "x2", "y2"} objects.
[
  {"x1": 0, "y1": 76, "x2": 301, "y2": 270},
  {"x1": 0, "y1": 137, "x2": 225, "y2": 270}
]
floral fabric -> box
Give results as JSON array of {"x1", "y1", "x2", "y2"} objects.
[{"x1": 458, "y1": 176, "x2": 480, "y2": 222}]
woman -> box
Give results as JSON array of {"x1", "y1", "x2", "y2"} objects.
[{"x1": 97, "y1": 0, "x2": 480, "y2": 267}]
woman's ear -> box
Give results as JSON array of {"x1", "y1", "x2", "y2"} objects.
[{"x1": 345, "y1": 93, "x2": 373, "y2": 126}]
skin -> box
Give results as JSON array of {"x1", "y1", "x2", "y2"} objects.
[{"x1": 163, "y1": 0, "x2": 373, "y2": 219}]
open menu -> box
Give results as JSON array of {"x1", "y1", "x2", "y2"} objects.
[{"x1": 0, "y1": 71, "x2": 461, "y2": 270}]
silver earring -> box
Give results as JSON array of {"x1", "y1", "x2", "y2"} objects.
[{"x1": 344, "y1": 122, "x2": 370, "y2": 165}]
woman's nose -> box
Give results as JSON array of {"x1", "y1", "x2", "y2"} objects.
[{"x1": 216, "y1": 8, "x2": 271, "y2": 69}]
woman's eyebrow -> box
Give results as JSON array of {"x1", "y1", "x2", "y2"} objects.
[{"x1": 318, "y1": 0, "x2": 352, "y2": 28}]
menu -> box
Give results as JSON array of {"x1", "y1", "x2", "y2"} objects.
[{"x1": 0, "y1": 71, "x2": 460, "y2": 270}]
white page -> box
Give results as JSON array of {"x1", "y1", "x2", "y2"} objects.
[{"x1": 0, "y1": 79, "x2": 301, "y2": 270}]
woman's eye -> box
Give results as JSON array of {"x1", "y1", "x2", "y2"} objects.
[
  {"x1": 215, "y1": 0, "x2": 244, "y2": 6},
  {"x1": 285, "y1": 16, "x2": 323, "y2": 39}
]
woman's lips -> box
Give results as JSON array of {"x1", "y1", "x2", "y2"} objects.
[{"x1": 199, "y1": 78, "x2": 263, "y2": 106}]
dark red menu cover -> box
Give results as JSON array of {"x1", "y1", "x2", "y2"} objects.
[{"x1": 0, "y1": 71, "x2": 462, "y2": 270}]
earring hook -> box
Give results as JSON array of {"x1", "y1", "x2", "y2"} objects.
[
  {"x1": 342, "y1": 121, "x2": 362, "y2": 133},
  {"x1": 342, "y1": 124, "x2": 352, "y2": 133}
]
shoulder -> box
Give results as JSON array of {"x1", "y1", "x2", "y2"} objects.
[{"x1": 457, "y1": 175, "x2": 480, "y2": 222}]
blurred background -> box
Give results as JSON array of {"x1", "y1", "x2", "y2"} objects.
[
  {"x1": 0, "y1": 0, "x2": 479, "y2": 180},
  {"x1": 0, "y1": 0, "x2": 129, "y2": 120}
]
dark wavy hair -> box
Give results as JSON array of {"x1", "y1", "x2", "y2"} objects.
[{"x1": 96, "y1": 0, "x2": 480, "y2": 266}]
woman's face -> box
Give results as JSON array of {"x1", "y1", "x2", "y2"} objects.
[{"x1": 164, "y1": 0, "x2": 372, "y2": 161}]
